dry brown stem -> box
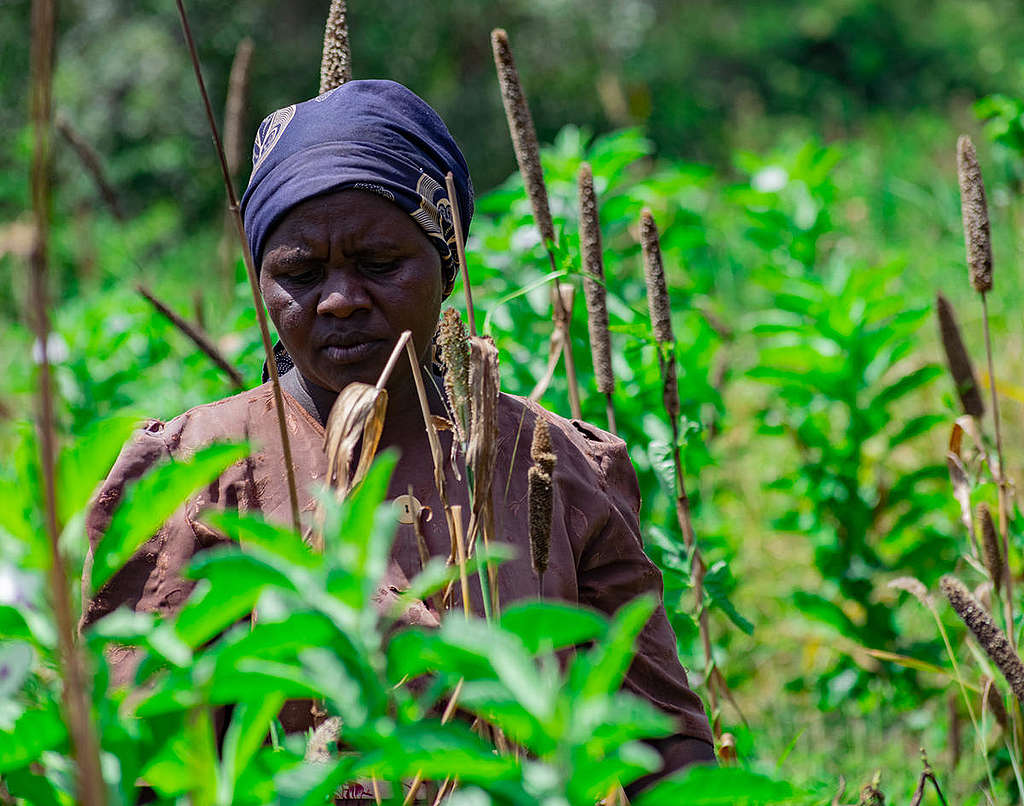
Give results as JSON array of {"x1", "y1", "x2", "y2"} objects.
[
  {"x1": 55, "y1": 115, "x2": 124, "y2": 220},
  {"x1": 491, "y1": 28, "x2": 582, "y2": 421},
  {"x1": 640, "y1": 207, "x2": 719, "y2": 734},
  {"x1": 223, "y1": 37, "x2": 253, "y2": 181},
  {"x1": 941, "y1": 575, "x2": 1024, "y2": 707},
  {"x1": 30, "y1": 0, "x2": 106, "y2": 802},
  {"x1": 319, "y1": 0, "x2": 352, "y2": 93},
  {"x1": 467, "y1": 335, "x2": 501, "y2": 613},
  {"x1": 445, "y1": 171, "x2": 476, "y2": 336},
  {"x1": 936, "y1": 292, "x2": 984, "y2": 418},
  {"x1": 909, "y1": 748, "x2": 948, "y2": 806},
  {"x1": 138, "y1": 285, "x2": 245, "y2": 388},
  {"x1": 578, "y1": 162, "x2": 617, "y2": 434},
  {"x1": 174, "y1": 0, "x2": 301, "y2": 534}
]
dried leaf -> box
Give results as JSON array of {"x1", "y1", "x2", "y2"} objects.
[
  {"x1": 946, "y1": 452, "x2": 977, "y2": 550},
  {"x1": 324, "y1": 382, "x2": 388, "y2": 503}
]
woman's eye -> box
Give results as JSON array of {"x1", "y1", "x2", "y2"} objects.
[
  {"x1": 361, "y1": 259, "x2": 398, "y2": 274},
  {"x1": 285, "y1": 267, "x2": 322, "y2": 283}
]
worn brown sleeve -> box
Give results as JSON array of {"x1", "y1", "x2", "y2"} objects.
[
  {"x1": 80, "y1": 419, "x2": 202, "y2": 688},
  {"x1": 573, "y1": 424, "x2": 714, "y2": 787}
]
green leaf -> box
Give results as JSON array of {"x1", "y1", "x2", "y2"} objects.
[
  {"x1": 703, "y1": 561, "x2": 754, "y2": 635},
  {"x1": 90, "y1": 442, "x2": 249, "y2": 592},
  {"x1": 0, "y1": 707, "x2": 67, "y2": 772},
  {"x1": 499, "y1": 601, "x2": 607, "y2": 654},
  {"x1": 572, "y1": 594, "x2": 656, "y2": 700},
  {"x1": 792, "y1": 591, "x2": 859, "y2": 639},
  {"x1": 871, "y1": 365, "x2": 941, "y2": 410},
  {"x1": 202, "y1": 509, "x2": 322, "y2": 569},
  {"x1": 633, "y1": 765, "x2": 796, "y2": 805},
  {"x1": 175, "y1": 550, "x2": 298, "y2": 648},
  {"x1": 219, "y1": 693, "x2": 287, "y2": 800},
  {"x1": 56, "y1": 414, "x2": 139, "y2": 524}
]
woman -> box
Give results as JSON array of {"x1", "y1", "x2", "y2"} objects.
[{"x1": 83, "y1": 79, "x2": 714, "y2": 791}]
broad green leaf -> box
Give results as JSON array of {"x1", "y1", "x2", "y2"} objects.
[
  {"x1": 0, "y1": 707, "x2": 67, "y2": 772},
  {"x1": 2, "y1": 765, "x2": 63, "y2": 806},
  {"x1": 633, "y1": 765, "x2": 796, "y2": 805},
  {"x1": 792, "y1": 591, "x2": 859, "y2": 639},
  {"x1": 703, "y1": 561, "x2": 754, "y2": 635},
  {"x1": 91, "y1": 442, "x2": 249, "y2": 592},
  {"x1": 219, "y1": 693, "x2": 287, "y2": 800},
  {"x1": 0, "y1": 606, "x2": 33, "y2": 642},
  {"x1": 499, "y1": 601, "x2": 607, "y2": 654},
  {"x1": 871, "y1": 365, "x2": 941, "y2": 410},
  {"x1": 176, "y1": 550, "x2": 298, "y2": 647},
  {"x1": 56, "y1": 413, "x2": 139, "y2": 524},
  {"x1": 202, "y1": 509, "x2": 321, "y2": 569},
  {"x1": 572, "y1": 595, "x2": 656, "y2": 700}
]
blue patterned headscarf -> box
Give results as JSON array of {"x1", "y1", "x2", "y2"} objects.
[{"x1": 241, "y1": 80, "x2": 473, "y2": 297}]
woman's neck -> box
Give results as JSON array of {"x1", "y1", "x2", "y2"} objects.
[{"x1": 280, "y1": 367, "x2": 446, "y2": 445}]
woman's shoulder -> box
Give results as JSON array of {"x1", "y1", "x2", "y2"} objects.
[
  {"x1": 496, "y1": 392, "x2": 640, "y2": 510},
  {"x1": 139, "y1": 383, "x2": 284, "y2": 454}
]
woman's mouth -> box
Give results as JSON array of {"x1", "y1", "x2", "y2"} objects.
[{"x1": 319, "y1": 339, "x2": 384, "y2": 364}]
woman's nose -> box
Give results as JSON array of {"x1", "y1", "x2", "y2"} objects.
[{"x1": 316, "y1": 269, "x2": 371, "y2": 318}]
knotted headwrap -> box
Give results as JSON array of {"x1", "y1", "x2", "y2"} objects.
[{"x1": 241, "y1": 79, "x2": 474, "y2": 297}]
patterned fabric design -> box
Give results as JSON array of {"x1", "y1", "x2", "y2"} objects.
[{"x1": 240, "y1": 80, "x2": 473, "y2": 299}]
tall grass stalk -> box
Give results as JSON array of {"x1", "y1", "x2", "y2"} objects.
[
  {"x1": 528, "y1": 417, "x2": 555, "y2": 596},
  {"x1": 936, "y1": 292, "x2": 985, "y2": 419},
  {"x1": 445, "y1": 171, "x2": 477, "y2": 336},
  {"x1": 957, "y1": 134, "x2": 1013, "y2": 647},
  {"x1": 491, "y1": 28, "x2": 582, "y2": 421},
  {"x1": 577, "y1": 162, "x2": 617, "y2": 434},
  {"x1": 319, "y1": 0, "x2": 352, "y2": 93},
  {"x1": 639, "y1": 208, "x2": 719, "y2": 732},
  {"x1": 173, "y1": 0, "x2": 301, "y2": 534},
  {"x1": 889, "y1": 578, "x2": 997, "y2": 789},
  {"x1": 29, "y1": 0, "x2": 106, "y2": 802}
]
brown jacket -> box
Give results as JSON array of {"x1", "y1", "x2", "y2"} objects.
[{"x1": 82, "y1": 384, "x2": 712, "y2": 775}]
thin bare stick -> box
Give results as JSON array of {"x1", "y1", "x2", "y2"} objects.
[
  {"x1": 491, "y1": 28, "x2": 582, "y2": 420},
  {"x1": 377, "y1": 331, "x2": 412, "y2": 392},
  {"x1": 55, "y1": 115, "x2": 124, "y2": 220},
  {"x1": 445, "y1": 171, "x2": 476, "y2": 336},
  {"x1": 451, "y1": 505, "x2": 472, "y2": 615},
  {"x1": 30, "y1": 0, "x2": 106, "y2": 803},
  {"x1": 138, "y1": 285, "x2": 245, "y2": 388},
  {"x1": 403, "y1": 678, "x2": 465, "y2": 805},
  {"x1": 404, "y1": 337, "x2": 458, "y2": 569},
  {"x1": 174, "y1": 0, "x2": 301, "y2": 534},
  {"x1": 223, "y1": 37, "x2": 253, "y2": 181}
]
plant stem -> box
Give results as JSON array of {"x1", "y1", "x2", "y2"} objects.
[
  {"x1": 55, "y1": 115, "x2": 124, "y2": 220},
  {"x1": 376, "y1": 331, "x2": 412, "y2": 392},
  {"x1": 604, "y1": 392, "x2": 617, "y2": 436},
  {"x1": 138, "y1": 285, "x2": 245, "y2": 388},
  {"x1": 29, "y1": 0, "x2": 106, "y2": 802},
  {"x1": 982, "y1": 292, "x2": 1013, "y2": 646},
  {"x1": 451, "y1": 505, "x2": 473, "y2": 616},
  {"x1": 404, "y1": 337, "x2": 458, "y2": 590},
  {"x1": 173, "y1": 0, "x2": 301, "y2": 535},
  {"x1": 403, "y1": 678, "x2": 465, "y2": 804},
  {"x1": 445, "y1": 172, "x2": 476, "y2": 336}
]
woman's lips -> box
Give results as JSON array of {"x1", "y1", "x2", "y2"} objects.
[{"x1": 319, "y1": 339, "x2": 384, "y2": 364}]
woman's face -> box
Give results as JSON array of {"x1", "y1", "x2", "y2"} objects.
[{"x1": 259, "y1": 189, "x2": 443, "y2": 394}]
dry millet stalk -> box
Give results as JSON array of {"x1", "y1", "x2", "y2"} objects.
[
  {"x1": 438, "y1": 307, "x2": 471, "y2": 441},
  {"x1": 977, "y1": 502, "x2": 1003, "y2": 594},
  {"x1": 936, "y1": 292, "x2": 984, "y2": 418},
  {"x1": 956, "y1": 135, "x2": 993, "y2": 294},
  {"x1": 940, "y1": 575, "x2": 1024, "y2": 706},
  {"x1": 889, "y1": 576, "x2": 931, "y2": 607},
  {"x1": 641, "y1": 209, "x2": 680, "y2": 419},
  {"x1": 491, "y1": 28, "x2": 555, "y2": 246},
  {"x1": 319, "y1": 0, "x2": 352, "y2": 93},
  {"x1": 528, "y1": 417, "x2": 555, "y2": 584},
  {"x1": 223, "y1": 37, "x2": 253, "y2": 181},
  {"x1": 578, "y1": 162, "x2": 614, "y2": 396}
]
